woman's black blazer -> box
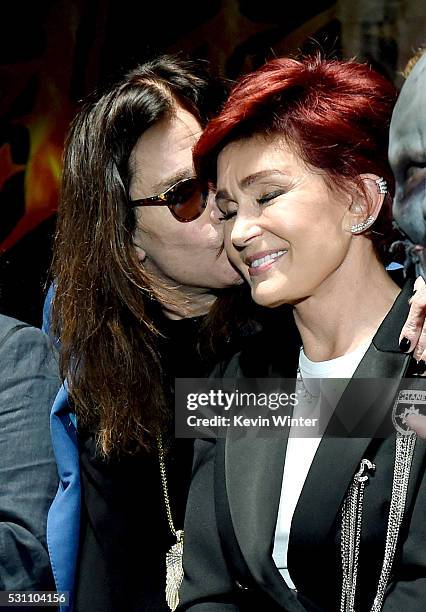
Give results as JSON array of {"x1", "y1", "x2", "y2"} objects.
[{"x1": 179, "y1": 281, "x2": 426, "y2": 611}]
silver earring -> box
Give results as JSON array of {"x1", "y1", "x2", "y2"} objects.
[
  {"x1": 350, "y1": 215, "x2": 376, "y2": 234},
  {"x1": 376, "y1": 177, "x2": 388, "y2": 194}
]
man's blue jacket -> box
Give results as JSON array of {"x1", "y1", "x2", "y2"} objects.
[{"x1": 43, "y1": 287, "x2": 80, "y2": 612}]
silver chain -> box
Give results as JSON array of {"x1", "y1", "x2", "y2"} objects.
[
  {"x1": 340, "y1": 459, "x2": 375, "y2": 612},
  {"x1": 371, "y1": 432, "x2": 416, "y2": 612},
  {"x1": 340, "y1": 433, "x2": 416, "y2": 612},
  {"x1": 296, "y1": 366, "x2": 319, "y2": 402},
  {"x1": 157, "y1": 434, "x2": 185, "y2": 611},
  {"x1": 157, "y1": 433, "x2": 177, "y2": 537}
]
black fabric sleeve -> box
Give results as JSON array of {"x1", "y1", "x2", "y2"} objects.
[{"x1": 178, "y1": 438, "x2": 239, "y2": 611}]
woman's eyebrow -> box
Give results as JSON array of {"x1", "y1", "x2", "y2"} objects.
[
  {"x1": 240, "y1": 169, "x2": 289, "y2": 189},
  {"x1": 216, "y1": 169, "x2": 290, "y2": 202}
]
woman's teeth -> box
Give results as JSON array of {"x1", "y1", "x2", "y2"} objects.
[{"x1": 250, "y1": 250, "x2": 287, "y2": 268}]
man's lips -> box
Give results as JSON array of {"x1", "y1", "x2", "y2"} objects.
[{"x1": 244, "y1": 249, "x2": 288, "y2": 276}]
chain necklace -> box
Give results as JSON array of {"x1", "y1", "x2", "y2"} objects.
[
  {"x1": 157, "y1": 434, "x2": 184, "y2": 612},
  {"x1": 296, "y1": 366, "x2": 320, "y2": 402}
]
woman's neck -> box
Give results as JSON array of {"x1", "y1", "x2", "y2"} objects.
[{"x1": 293, "y1": 249, "x2": 400, "y2": 362}]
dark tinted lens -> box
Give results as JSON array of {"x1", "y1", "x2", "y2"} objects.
[{"x1": 168, "y1": 179, "x2": 205, "y2": 221}]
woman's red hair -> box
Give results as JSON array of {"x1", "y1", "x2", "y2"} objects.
[{"x1": 194, "y1": 55, "x2": 399, "y2": 261}]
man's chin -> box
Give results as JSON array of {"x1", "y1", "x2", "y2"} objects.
[
  {"x1": 219, "y1": 265, "x2": 245, "y2": 288},
  {"x1": 222, "y1": 274, "x2": 245, "y2": 289}
]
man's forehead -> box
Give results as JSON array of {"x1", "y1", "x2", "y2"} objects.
[
  {"x1": 392, "y1": 54, "x2": 426, "y2": 129},
  {"x1": 389, "y1": 54, "x2": 426, "y2": 166},
  {"x1": 406, "y1": 52, "x2": 426, "y2": 86}
]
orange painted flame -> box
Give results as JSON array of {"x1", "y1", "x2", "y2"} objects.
[
  {"x1": 0, "y1": 112, "x2": 67, "y2": 252},
  {"x1": 0, "y1": 0, "x2": 83, "y2": 253},
  {"x1": 0, "y1": 142, "x2": 25, "y2": 190}
]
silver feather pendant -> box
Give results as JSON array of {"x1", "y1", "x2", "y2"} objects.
[{"x1": 165, "y1": 530, "x2": 184, "y2": 611}]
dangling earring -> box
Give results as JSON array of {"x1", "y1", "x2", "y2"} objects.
[
  {"x1": 375, "y1": 177, "x2": 388, "y2": 194},
  {"x1": 350, "y1": 215, "x2": 376, "y2": 234}
]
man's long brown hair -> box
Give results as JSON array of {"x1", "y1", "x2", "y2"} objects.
[{"x1": 51, "y1": 56, "x2": 228, "y2": 456}]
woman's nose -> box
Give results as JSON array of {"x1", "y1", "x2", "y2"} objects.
[{"x1": 231, "y1": 212, "x2": 262, "y2": 249}]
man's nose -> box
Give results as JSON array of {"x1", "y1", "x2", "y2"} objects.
[
  {"x1": 209, "y1": 205, "x2": 223, "y2": 225},
  {"x1": 207, "y1": 193, "x2": 224, "y2": 226}
]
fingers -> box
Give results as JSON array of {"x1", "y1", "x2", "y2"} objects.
[
  {"x1": 412, "y1": 278, "x2": 426, "y2": 362},
  {"x1": 413, "y1": 275, "x2": 426, "y2": 293},
  {"x1": 399, "y1": 277, "x2": 426, "y2": 358},
  {"x1": 395, "y1": 278, "x2": 426, "y2": 439},
  {"x1": 406, "y1": 414, "x2": 426, "y2": 439}
]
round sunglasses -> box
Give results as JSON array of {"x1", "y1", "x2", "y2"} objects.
[{"x1": 128, "y1": 177, "x2": 208, "y2": 222}]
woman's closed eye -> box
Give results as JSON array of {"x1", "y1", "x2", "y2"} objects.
[
  {"x1": 218, "y1": 189, "x2": 285, "y2": 220},
  {"x1": 218, "y1": 210, "x2": 237, "y2": 221},
  {"x1": 257, "y1": 190, "x2": 285, "y2": 205}
]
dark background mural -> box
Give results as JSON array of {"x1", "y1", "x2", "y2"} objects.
[{"x1": 0, "y1": 0, "x2": 424, "y2": 326}]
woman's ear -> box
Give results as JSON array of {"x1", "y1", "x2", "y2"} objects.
[{"x1": 346, "y1": 173, "x2": 388, "y2": 235}]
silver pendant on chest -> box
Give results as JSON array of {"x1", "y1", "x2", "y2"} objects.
[
  {"x1": 166, "y1": 529, "x2": 184, "y2": 611},
  {"x1": 340, "y1": 432, "x2": 416, "y2": 612}
]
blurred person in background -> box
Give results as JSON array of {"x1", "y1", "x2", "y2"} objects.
[{"x1": 0, "y1": 313, "x2": 59, "y2": 591}]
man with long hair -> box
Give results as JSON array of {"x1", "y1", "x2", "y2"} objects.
[{"x1": 46, "y1": 55, "x2": 244, "y2": 612}]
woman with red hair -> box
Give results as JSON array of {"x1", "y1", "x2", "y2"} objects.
[{"x1": 179, "y1": 56, "x2": 426, "y2": 611}]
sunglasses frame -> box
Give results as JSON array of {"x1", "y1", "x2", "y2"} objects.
[{"x1": 128, "y1": 177, "x2": 206, "y2": 223}]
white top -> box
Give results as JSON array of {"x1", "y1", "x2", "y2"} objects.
[{"x1": 272, "y1": 341, "x2": 371, "y2": 588}]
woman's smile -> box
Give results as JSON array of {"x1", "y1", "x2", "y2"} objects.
[{"x1": 245, "y1": 249, "x2": 288, "y2": 276}]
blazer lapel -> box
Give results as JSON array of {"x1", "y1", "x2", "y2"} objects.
[
  {"x1": 224, "y1": 330, "x2": 308, "y2": 609},
  {"x1": 289, "y1": 281, "x2": 413, "y2": 586}
]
